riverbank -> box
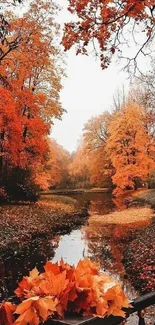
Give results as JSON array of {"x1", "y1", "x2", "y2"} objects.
[
  {"x1": 0, "y1": 195, "x2": 88, "y2": 255},
  {"x1": 132, "y1": 189, "x2": 155, "y2": 208},
  {"x1": 122, "y1": 189, "x2": 155, "y2": 294},
  {"x1": 87, "y1": 191, "x2": 155, "y2": 295},
  {"x1": 124, "y1": 219, "x2": 155, "y2": 294},
  {"x1": 41, "y1": 187, "x2": 111, "y2": 195},
  {"x1": 89, "y1": 206, "x2": 153, "y2": 226}
]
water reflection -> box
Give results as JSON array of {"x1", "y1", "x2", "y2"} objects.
[
  {"x1": 70, "y1": 192, "x2": 132, "y2": 215},
  {"x1": 70, "y1": 192, "x2": 115, "y2": 215},
  {"x1": 52, "y1": 192, "x2": 148, "y2": 301},
  {"x1": 52, "y1": 230, "x2": 88, "y2": 266},
  {"x1": 52, "y1": 226, "x2": 137, "y2": 300}
]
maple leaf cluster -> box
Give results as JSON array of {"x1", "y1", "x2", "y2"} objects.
[{"x1": 0, "y1": 259, "x2": 130, "y2": 325}]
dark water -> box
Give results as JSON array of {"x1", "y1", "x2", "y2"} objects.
[
  {"x1": 0, "y1": 192, "x2": 154, "y2": 324},
  {"x1": 51, "y1": 193, "x2": 138, "y2": 300}
]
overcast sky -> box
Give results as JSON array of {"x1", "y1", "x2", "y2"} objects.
[{"x1": 51, "y1": 1, "x2": 130, "y2": 152}]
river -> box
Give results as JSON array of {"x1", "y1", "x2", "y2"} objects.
[
  {"x1": 51, "y1": 193, "x2": 138, "y2": 300},
  {"x1": 0, "y1": 192, "x2": 154, "y2": 324}
]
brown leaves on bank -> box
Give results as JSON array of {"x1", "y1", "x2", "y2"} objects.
[
  {"x1": 0, "y1": 196, "x2": 86, "y2": 251},
  {"x1": 0, "y1": 259, "x2": 130, "y2": 325},
  {"x1": 89, "y1": 207, "x2": 153, "y2": 226}
]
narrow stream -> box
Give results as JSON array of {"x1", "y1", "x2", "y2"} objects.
[
  {"x1": 51, "y1": 193, "x2": 138, "y2": 301},
  {"x1": 0, "y1": 192, "x2": 154, "y2": 324},
  {"x1": 50, "y1": 193, "x2": 154, "y2": 324}
]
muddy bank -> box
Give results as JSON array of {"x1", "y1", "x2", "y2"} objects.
[{"x1": 0, "y1": 195, "x2": 88, "y2": 256}]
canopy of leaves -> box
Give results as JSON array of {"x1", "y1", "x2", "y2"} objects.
[
  {"x1": 70, "y1": 91, "x2": 155, "y2": 194},
  {"x1": 107, "y1": 102, "x2": 155, "y2": 195},
  {"x1": 33, "y1": 139, "x2": 70, "y2": 190},
  {"x1": 62, "y1": 0, "x2": 155, "y2": 70},
  {"x1": 0, "y1": 0, "x2": 65, "y2": 199}
]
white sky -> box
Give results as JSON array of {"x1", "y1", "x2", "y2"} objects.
[
  {"x1": 51, "y1": 53, "x2": 129, "y2": 152},
  {"x1": 50, "y1": 0, "x2": 144, "y2": 152}
]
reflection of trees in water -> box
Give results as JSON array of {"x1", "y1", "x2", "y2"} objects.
[
  {"x1": 88, "y1": 193, "x2": 115, "y2": 215},
  {"x1": 71, "y1": 193, "x2": 115, "y2": 215},
  {"x1": 71, "y1": 192, "x2": 133, "y2": 215},
  {"x1": 87, "y1": 193, "x2": 133, "y2": 215},
  {"x1": 83, "y1": 220, "x2": 148, "y2": 276},
  {"x1": 83, "y1": 223, "x2": 125, "y2": 276},
  {"x1": 83, "y1": 218, "x2": 149, "y2": 298},
  {"x1": 0, "y1": 238, "x2": 55, "y2": 302},
  {"x1": 89, "y1": 199, "x2": 114, "y2": 215},
  {"x1": 112, "y1": 196, "x2": 131, "y2": 211}
]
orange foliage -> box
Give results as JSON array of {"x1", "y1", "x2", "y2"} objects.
[
  {"x1": 33, "y1": 139, "x2": 70, "y2": 190},
  {"x1": 70, "y1": 101, "x2": 155, "y2": 194},
  {"x1": 107, "y1": 103, "x2": 155, "y2": 195},
  {"x1": 0, "y1": 259, "x2": 130, "y2": 325},
  {"x1": 62, "y1": 0, "x2": 155, "y2": 69},
  {"x1": 68, "y1": 143, "x2": 90, "y2": 185},
  {"x1": 0, "y1": 1, "x2": 64, "y2": 193},
  {"x1": 69, "y1": 114, "x2": 113, "y2": 188},
  {"x1": 83, "y1": 114, "x2": 112, "y2": 187}
]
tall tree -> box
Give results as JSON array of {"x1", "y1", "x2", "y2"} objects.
[
  {"x1": 68, "y1": 142, "x2": 90, "y2": 187},
  {"x1": 83, "y1": 113, "x2": 112, "y2": 187},
  {"x1": 107, "y1": 102, "x2": 155, "y2": 195},
  {"x1": 33, "y1": 139, "x2": 70, "y2": 190},
  {"x1": 0, "y1": 0, "x2": 64, "y2": 199},
  {"x1": 84, "y1": 113, "x2": 110, "y2": 150}
]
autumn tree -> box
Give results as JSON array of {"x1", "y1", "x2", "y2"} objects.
[
  {"x1": 83, "y1": 113, "x2": 113, "y2": 187},
  {"x1": 68, "y1": 142, "x2": 90, "y2": 188},
  {"x1": 0, "y1": 0, "x2": 64, "y2": 200},
  {"x1": 68, "y1": 114, "x2": 113, "y2": 189},
  {"x1": 0, "y1": 1, "x2": 25, "y2": 86},
  {"x1": 33, "y1": 139, "x2": 70, "y2": 190},
  {"x1": 107, "y1": 102, "x2": 155, "y2": 195},
  {"x1": 62, "y1": 0, "x2": 155, "y2": 71}
]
